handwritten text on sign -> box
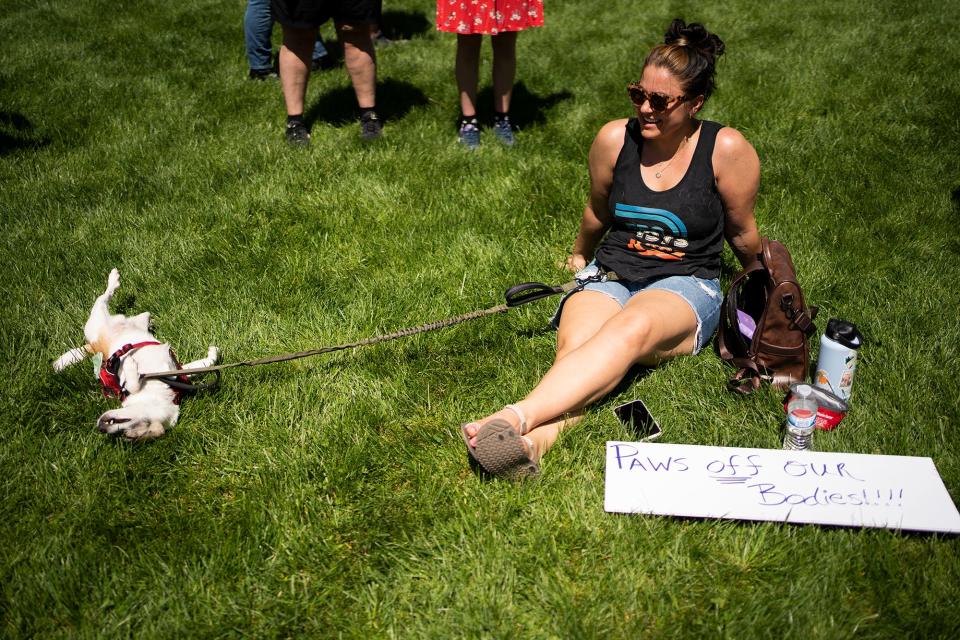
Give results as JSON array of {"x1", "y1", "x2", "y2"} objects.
[{"x1": 604, "y1": 442, "x2": 960, "y2": 533}]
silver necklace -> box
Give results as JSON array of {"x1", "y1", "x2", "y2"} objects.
[{"x1": 653, "y1": 135, "x2": 689, "y2": 179}]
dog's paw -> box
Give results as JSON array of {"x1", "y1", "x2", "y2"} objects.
[
  {"x1": 208, "y1": 346, "x2": 220, "y2": 363},
  {"x1": 107, "y1": 268, "x2": 120, "y2": 294}
]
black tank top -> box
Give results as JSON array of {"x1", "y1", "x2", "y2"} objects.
[{"x1": 594, "y1": 118, "x2": 725, "y2": 283}]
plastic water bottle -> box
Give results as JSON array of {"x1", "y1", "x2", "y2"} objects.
[{"x1": 783, "y1": 384, "x2": 818, "y2": 450}]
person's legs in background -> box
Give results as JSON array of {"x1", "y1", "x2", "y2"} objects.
[
  {"x1": 245, "y1": 0, "x2": 276, "y2": 79},
  {"x1": 249, "y1": 0, "x2": 331, "y2": 78},
  {"x1": 490, "y1": 30, "x2": 517, "y2": 145},
  {"x1": 454, "y1": 34, "x2": 482, "y2": 148},
  {"x1": 337, "y1": 21, "x2": 381, "y2": 139},
  {"x1": 278, "y1": 25, "x2": 316, "y2": 144}
]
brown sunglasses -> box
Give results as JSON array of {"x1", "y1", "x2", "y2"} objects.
[{"x1": 627, "y1": 82, "x2": 686, "y2": 112}]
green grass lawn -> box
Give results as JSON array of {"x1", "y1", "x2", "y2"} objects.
[{"x1": 3, "y1": 0, "x2": 960, "y2": 636}]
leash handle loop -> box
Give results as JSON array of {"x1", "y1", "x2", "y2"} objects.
[{"x1": 504, "y1": 282, "x2": 563, "y2": 308}]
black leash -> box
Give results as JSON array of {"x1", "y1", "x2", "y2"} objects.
[{"x1": 141, "y1": 272, "x2": 615, "y2": 390}]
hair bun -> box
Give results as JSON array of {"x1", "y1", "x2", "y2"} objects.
[{"x1": 664, "y1": 18, "x2": 725, "y2": 62}]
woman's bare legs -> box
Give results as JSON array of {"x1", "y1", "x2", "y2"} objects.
[
  {"x1": 464, "y1": 290, "x2": 700, "y2": 460},
  {"x1": 517, "y1": 291, "x2": 619, "y2": 453},
  {"x1": 462, "y1": 291, "x2": 616, "y2": 454}
]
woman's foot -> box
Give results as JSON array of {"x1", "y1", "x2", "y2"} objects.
[
  {"x1": 462, "y1": 405, "x2": 539, "y2": 479},
  {"x1": 462, "y1": 404, "x2": 527, "y2": 449}
]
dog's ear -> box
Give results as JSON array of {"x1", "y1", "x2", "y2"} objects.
[
  {"x1": 53, "y1": 345, "x2": 90, "y2": 372},
  {"x1": 120, "y1": 358, "x2": 141, "y2": 394}
]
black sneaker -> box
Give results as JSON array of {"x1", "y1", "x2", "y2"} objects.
[
  {"x1": 249, "y1": 68, "x2": 278, "y2": 81},
  {"x1": 285, "y1": 121, "x2": 310, "y2": 146},
  {"x1": 359, "y1": 111, "x2": 383, "y2": 140}
]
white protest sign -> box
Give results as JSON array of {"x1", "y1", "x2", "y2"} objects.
[{"x1": 604, "y1": 442, "x2": 960, "y2": 533}]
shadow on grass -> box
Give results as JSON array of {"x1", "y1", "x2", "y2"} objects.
[
  {"x1": 305, "y1": 78, "x2": 429, "y2": 126},
  {"x1": 475, "y1": 82, "x2": 573, "y2": 129},
  {"x1": 379, "y1": 9, "x2": 432, "y2": 40},
  {"x1": 0, "y1": 111, "x2": 50, "y2": 156}
]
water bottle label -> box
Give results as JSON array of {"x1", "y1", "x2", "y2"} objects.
[
  {"x1": 838, "y1": 351, "x2": 858, "y2": 394},
  {"x1": 815, "y1": 369, "x2": 831, "y2": 389},
  {"x1": 788, "y1": 408, "x2": 816, "y2": 431}
]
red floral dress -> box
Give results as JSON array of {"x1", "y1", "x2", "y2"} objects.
[{"x1": 436, "y1": 0, "x2": 544, "y2": 35}]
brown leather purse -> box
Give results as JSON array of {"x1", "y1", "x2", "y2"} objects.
[{"x1": 717, "y1": 237, "x2": 818, "y2": 393}]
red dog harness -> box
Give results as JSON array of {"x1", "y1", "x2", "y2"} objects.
[{"x1": 99, "y1": 341, "x2": 190, "y2": 404}]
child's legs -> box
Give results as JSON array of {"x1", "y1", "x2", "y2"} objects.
[
  {"x1": 490, "y1": 31, "x2": 517, "y2": 113},
  {"x1": 455, "y1": 34, "x2": 482, "y2": 116}
]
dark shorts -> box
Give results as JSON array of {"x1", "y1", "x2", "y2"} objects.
[{"x1": 271, "y1": 0, "x2": 382, "y2": 29}]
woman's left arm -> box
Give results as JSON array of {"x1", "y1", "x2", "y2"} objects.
[{"x1": 714, "y1": 127, "x2": 762, "y2": 267}]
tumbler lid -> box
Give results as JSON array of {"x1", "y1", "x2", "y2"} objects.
[{"x1": 826, "y1": 318, "x2": 862, "y2": 349}]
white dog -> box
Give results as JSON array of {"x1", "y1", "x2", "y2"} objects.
[{"x1": 53, "y1": 269, "x2": 219, "y2": 441}]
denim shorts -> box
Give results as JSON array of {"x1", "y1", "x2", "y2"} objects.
[{"x1": 550, "y1": 261, "x2": 723, "y2": 354}]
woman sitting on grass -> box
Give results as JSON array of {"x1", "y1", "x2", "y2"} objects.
[{"x1": 462, "y1": 19, "x2": 763, "y2": 478}]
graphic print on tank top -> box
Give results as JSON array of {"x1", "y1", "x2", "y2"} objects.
[
  {"x1": 595, "y1": 119, "x2": 725, "y2": 283},
  {"x1": 612, "y1": 203, "x2": 689, "y2": 261}
]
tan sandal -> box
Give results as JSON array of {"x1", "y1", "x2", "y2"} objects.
[
  {"x1": 473, "y1": 405, "x2": 539, "y2": 479},
  {"x1": 461, "y1": 405, "x2": 527, "y2": 460}
]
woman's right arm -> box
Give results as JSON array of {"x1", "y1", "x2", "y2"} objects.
[{"x1": 566, "y1": 119, "x2": 627, "y2": 272}]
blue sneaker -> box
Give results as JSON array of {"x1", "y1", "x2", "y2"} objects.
[
  {"x1": 492, "y1": 116, "x2": 515, "y2": 146},
  {"x1": 458, "y1": 121, "x2": 480, "y2": 150}
]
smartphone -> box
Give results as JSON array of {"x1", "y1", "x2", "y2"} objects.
[{"x1": 613, "y1": 399, "x2": 662, "y2": 442}]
